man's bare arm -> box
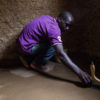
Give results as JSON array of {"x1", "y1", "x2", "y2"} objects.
[{"x1": 53, "y1": 43, "x2": 92, "y2": 85}]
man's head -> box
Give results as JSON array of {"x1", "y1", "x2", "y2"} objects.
[{"x1": 57, "y1": 11, "x2": 74, "y2": 32}]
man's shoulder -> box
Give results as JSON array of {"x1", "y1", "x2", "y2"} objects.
[
  {"x1": 37, "y1": 15, "x2": 58, "y2": 28},
  {"x1": 37, "y1": 15, "x2": 54, "y2": 22},
  {"x1": 39, "y1": 15, "x2": 53, "y2": 19}
]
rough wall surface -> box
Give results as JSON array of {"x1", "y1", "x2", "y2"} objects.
[
  {"x1": 0, "y1": 0, "x2": 68, "y2": 60},
  {"x1": 63, "y1": 0, "x2": 100, "y2": 58},
  {"x1": 0, "y1": 0, "x2": 100, "y2": 61}
]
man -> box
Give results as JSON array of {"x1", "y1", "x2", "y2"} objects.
[{"x1": 17, "y1": 11, "x2": 92, "y2": 85}]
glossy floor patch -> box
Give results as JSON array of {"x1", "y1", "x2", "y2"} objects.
[
  {"x1": 9, "y1": 67, "x2": 37, "y2": 78},
  {"x1": 0, "y1": 62, "x2": 100, "y2": 100},
  {"x1": 9, "y1": 61, "x2": 55, "y2": 78}
]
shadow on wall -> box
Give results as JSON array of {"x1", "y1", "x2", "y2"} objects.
[
  {"x1": 1, "y1": 34, "x2": 100, "y2": 75},
  {"x1": 0, "y1": 0, "x2": 68, "y2": 67},
  {"x1": 0, "y1": 0, "x2": 100, "y2": 72},
  {"x1": 0, "y1": 34, "x2": 22, "y2": 67}
]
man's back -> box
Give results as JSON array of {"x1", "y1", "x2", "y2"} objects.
[{"x1": 17, "y1": 15, "x2": 61, "y2": 53}]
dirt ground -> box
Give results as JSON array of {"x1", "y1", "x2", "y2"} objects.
[{"x1": 0, "y1": 61, "x2": 100, "y2": 100}]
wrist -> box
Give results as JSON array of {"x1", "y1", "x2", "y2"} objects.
[{"x1": 75, "y1": 68, "x2": 82, "y2": 75}]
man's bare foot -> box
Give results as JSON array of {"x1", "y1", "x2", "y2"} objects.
[
  {"x1": 19, "y1": 56, "x2": 29, "y2": 68},
  {"x1": 30, "y1": 63, "x2": 51, "y2": 72}
]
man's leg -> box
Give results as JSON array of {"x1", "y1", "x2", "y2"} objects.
[
  {"x1": 30, "y1": 43, "x2": 56, "y2": 71},
  {"x1": 18, "y1": 44, "x2": 41, "y2": 68}
]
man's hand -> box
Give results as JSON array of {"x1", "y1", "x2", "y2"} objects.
[
  {"x1": 53, "y1": 43, "x2": 92, "y2": 86},
  {"x1": 78, "y1": 70, "x2": 92, "y2": 85}
]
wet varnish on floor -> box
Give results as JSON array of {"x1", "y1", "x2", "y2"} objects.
[{"x1": 0, "y1": 61, "x2": 100, "y2": 100}]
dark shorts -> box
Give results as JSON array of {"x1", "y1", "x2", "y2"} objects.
[{"x1": 30, "y1": 43, "x2": 55, "y2": 65}]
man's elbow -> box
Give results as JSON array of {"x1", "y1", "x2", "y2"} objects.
[{"x1": 56, "y1": 50, "x2": 65, "y2": 59}]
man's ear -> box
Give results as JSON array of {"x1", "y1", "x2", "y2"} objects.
[{"x1": 58, "y1": 18, "x2": 63, "y2": 23}]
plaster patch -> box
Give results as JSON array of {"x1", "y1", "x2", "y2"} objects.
[
  {"x1": 10, "y1": 67, "x2": 37, "y2": 78},
  {"x1": 0, "y1": 85, "x2": 5, "y2": 88},
  {"x1": 0, "y1": 95, "x2": 6, "y2": 100}
]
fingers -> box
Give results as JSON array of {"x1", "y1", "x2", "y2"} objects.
[
  {"x1": 83, "y1": 72, "x2": 92, "y2": 85},
  {"x1": 79, "y1": 71, "x2": 92, "y2": 86}
]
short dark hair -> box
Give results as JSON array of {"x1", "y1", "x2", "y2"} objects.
[{"x1": 58, "y1": 11, "x2": 74, "y2": 21}]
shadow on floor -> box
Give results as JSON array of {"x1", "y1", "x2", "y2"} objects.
[
  {"x1": 25, "y1": 66, "x2": 100, "y2": 90},
  {"x1": 0, "y1": 51, "x2": 100, "y2": 90}
]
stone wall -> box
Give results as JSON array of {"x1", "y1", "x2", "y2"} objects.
[{"x1": 0, "y1": 0, "x2": 100, "y2": 61}]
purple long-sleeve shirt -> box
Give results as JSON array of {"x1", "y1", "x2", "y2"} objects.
[{"x1": 17, "y1": 15, "x2": 62, "y2": 53}]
